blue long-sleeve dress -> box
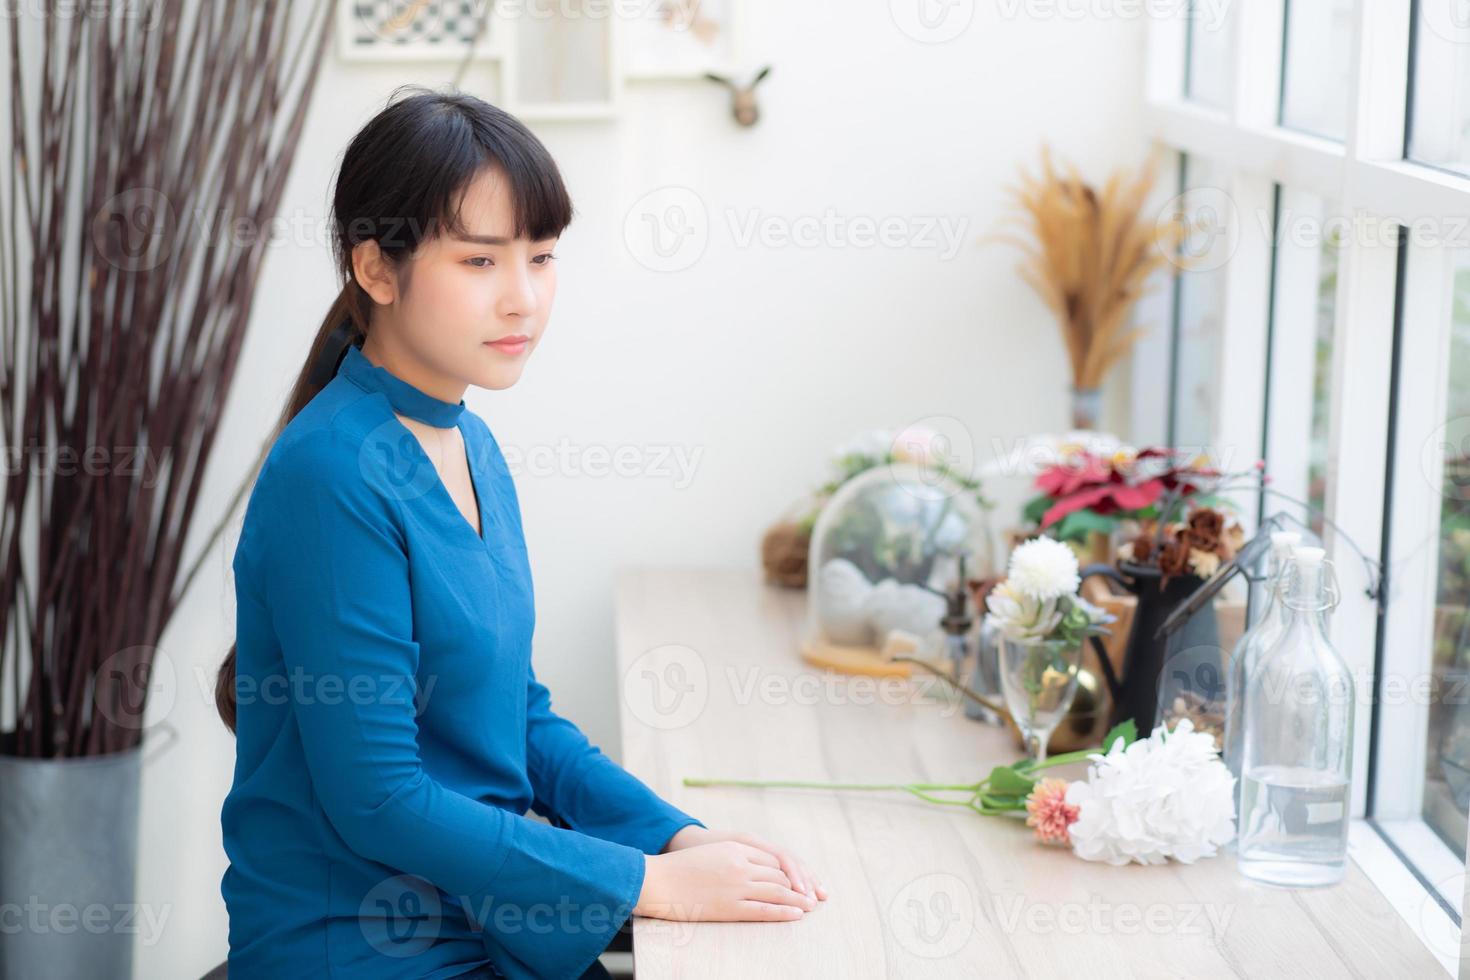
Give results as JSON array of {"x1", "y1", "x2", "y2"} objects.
[{"x1": 221, "y1": 341, "x2": 704, "y2": 979}]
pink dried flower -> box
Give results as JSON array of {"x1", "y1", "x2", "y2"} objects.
[{"x1": 1025, "y1": 777, "x2": 1080, "y2": 846}]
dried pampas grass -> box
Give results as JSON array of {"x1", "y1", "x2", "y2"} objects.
[{"x1": 993, "y1": 144, "x2": 1187, "y2": 390}]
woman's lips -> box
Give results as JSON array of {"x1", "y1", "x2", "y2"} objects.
[{"x1": 484, "y1": 336, "x2": 529, "y2": 355}]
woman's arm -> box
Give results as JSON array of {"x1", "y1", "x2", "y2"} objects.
[
  {"x1": 525, "y1": 664, "x2": 706, "y2": 855},
  {"x1": 256, "y1": 429, "x2": 644, "y2": 978}
]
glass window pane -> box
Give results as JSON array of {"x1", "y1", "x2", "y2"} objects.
[
  {"x1": 1408, "y1": 3, "x2": 1470, "y2": 175},
  {"x1": 1279, "y1": 0, "x2": 1354, "y2": 141},
  {"x1": 1185, "y1": 0, "x2": 1235, "y2": 110},
  {"x1": 1264, "y1": 190, "x2": 1340, "y2": 537},
  {"x1": 1170, "y1": 155, "x2": 1231, "y2": 449},
  {"x1": 1422, "y1": 249, "x2": 1470, "y2": 857}
]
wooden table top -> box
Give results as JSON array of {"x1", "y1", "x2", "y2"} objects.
[{"x1": 613, "y1": 567, "x2": 1445, "y2": 979}]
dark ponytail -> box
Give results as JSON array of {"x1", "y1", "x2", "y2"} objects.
[{"x1": 216, "y1": 84, "x2": 574, "y2": 733}]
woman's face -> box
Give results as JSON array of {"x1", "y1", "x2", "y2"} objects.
[{"x1": 359, "y1": 165, "x2": 559, "y2": 394}]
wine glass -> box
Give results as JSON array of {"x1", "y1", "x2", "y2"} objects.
[{"x1": 998, "y1": 634, "x2": 1085, "y2": 762}]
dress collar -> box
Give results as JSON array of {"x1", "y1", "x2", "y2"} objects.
[{"x1": 338, "y1": 341, "x2": 466, "y2": 428}]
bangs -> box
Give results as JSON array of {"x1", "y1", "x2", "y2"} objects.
[{"x1": 336, "y1": 87, "x2": 574, "y2": 258}]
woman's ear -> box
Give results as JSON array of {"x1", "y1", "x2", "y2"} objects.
[{"x1": 350, "y1": 240, "x2": 397, "y2": 307}]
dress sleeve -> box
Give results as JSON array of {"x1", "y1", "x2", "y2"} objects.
[
  {"x1": 257, "y1": 428, "x2": 645, "y2": 979},
  {"x1": 524, "y1": 663, "x2": 706, "y2": 855}
]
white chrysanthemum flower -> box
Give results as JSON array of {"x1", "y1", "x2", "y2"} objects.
[
  {"x1": 1064, "y1": 719, "x2": 1236, "y2": 866},
  {"x1": 1006, "y1": 536, "x2": 1081, "y2": 601},
  {"x1": 983, "y1": 581, "x2": 1062, "y2": 641}
]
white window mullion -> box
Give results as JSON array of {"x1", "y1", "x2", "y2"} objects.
[
  {"x1": 1230, "y1": 0, "x2": 1285, "y2": 130},
  {"x1": 1321, "y1": 213, "x2": 1399, "y2": 818},
  {"x1": 1212, "y1": 171, "x2": 1275, "y2": 537},
  {"x1": 1262, "y1": 188, "x2": 1327, "y2": 518},
  {"x1": 1374, "y1": 241, "x2": 1456, "y2": 821},
  {"x1": 1144, "y1": 0, "x2": 1188, "y2": 103}
]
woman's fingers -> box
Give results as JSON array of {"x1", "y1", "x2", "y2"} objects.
[
  {"x1": 747, "y1": 863, "x2": 793, "y2": 888},
  {"x1": 733, "y1": 900, "x2": 804, "y2": 922},
  {"x1": 798, "y1": 860, "x2": 827, "y2": 900},
  {"x1": 745, "y1": 881, "x2": 817, "y2": 911},
  {"x1": 734, "y1": 833, "x2": 816, "y2": 899},
  {"x1": 738, "y1": 843, "x2": 781, "y2": 869}
]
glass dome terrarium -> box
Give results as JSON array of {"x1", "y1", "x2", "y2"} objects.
[{"x1": 801, "y1": 462, "x2": 996, "y2": 676}]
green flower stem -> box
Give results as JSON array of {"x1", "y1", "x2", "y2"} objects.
[
  {"x1": 683, "y1": 777, "x2": 979, "y2": 793},
  {"x1": 682, "y1": 724, "x2": 1136, "y2": 817},
  {"x1": 1016, "y1": 747, "x2": 1105, "y2": 772}
]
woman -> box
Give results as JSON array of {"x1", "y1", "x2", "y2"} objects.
[{"x1": 217, "y1": 86, "x2": 826, "y2": 980}]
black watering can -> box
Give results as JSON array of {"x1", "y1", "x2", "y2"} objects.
[{"x1": 1077, "y1": 561, "x2": 1220, "y2": 735}]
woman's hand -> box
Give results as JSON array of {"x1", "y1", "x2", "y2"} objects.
[
  {"x1": 662, "y1": 825, "x2": 828, "y2": 903},
  {"x1": 634, "y1": 840, "x2": 818, "y2": 922}
]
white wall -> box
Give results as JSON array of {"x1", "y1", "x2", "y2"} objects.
[{"x1": 141, "y1": 3, "x2": 1149, "y2": 976}]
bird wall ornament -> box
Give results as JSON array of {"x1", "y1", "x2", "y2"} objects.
[{"x1": 705, "y1": 65, "x2": 771, "y2": 127}]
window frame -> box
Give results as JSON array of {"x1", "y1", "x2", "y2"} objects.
[{"x1": 1142, "y1": 2, "x2": 1470, "y2": 971}]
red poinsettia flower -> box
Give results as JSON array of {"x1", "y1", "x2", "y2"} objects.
[
  {"x1": 1039, "y1": 478, "x2": 1165, "y2": 529},
  {"x1": 1034, "y1": 453, "x2": 1111, "y2": 498}
]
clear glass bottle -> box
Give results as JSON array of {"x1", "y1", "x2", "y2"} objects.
[
  {"x1": 1237, "y1": 546, "x2": 1352, "y2": 887},
  {"x1": 1224, "y1": 530, "x2": 1301, "y2": 815}
]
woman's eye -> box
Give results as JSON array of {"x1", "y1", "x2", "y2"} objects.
[
  {"x1": 466, "y1": 256, "x2": 493, "y2": 268},
  {"x1": 532, "y1": 252, "x2": 557, "y2": 265}
]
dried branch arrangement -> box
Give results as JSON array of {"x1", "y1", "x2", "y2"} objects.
[
  {"x1": 0, "y1": 2, "x2": 334, "y2": 758},
  {"x1": 994, "y1": 143, "x2": 1187, "y2": 390}
]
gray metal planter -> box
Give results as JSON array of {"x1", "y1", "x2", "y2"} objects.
[{"x1": 0, "y1": 723, "x2": 175, "y2": 980}]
